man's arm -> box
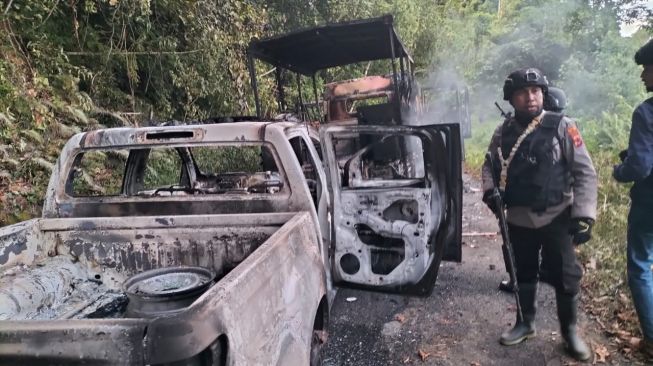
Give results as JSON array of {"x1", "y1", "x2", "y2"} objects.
[
  {"x1": 613, "y1": 104, "x2": 653, "y2": 182},
  {"x1": 564, "y1": 120, "x2": 598, "y2": 220},
  {"x1": 482, "y1": 124, "x2": 503, "y2": 192}
]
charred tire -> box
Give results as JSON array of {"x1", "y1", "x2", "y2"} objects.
[
  {"x1": 194, "y1": 335, "x2": 228, "y2": 366},
  {"x1": 309, "y1": 330, "x2": 325, "y2": 366},
  {"x1": 310, "y1": 298, "x2": 328, "y2": 366}
]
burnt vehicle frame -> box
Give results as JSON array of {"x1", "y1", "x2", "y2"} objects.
[
  {"x1": 247, "y1": 14, "x2": 417, "y2": 125},
  {"x1": 0, "y1": 120, "x2": 460, "y2": 365},
  {"x1": 0, "y1": 123, "x2": 332, "y2": 365},
  {"x1": 320, "y1": 123, "x2": 462, "y2": 293}
]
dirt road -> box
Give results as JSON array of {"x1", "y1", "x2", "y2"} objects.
[{"x1": 322, "y1": 174, "x2": 629, "y2": 366}]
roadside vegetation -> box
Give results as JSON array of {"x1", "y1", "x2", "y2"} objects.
[{"x1": 1, "y1": 0, "x2": 652, "y2": 358}]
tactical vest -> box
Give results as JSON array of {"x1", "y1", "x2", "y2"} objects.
[{"x1": 497, "y1": 113, "x2": 570, "y2": 212}]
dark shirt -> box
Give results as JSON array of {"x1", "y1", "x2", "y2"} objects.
[{"x1": 614, "y1": 98, "x2": 653, "y2": 183}]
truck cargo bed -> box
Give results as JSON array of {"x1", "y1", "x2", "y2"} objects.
[{"x1": 0, "y1": 213, "x2": 293, "y2": 321}]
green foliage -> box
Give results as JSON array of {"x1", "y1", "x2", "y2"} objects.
[
  {"x1": 71, "y1": 150, "x2": 127, "y2": 196},
  {"x1": 192, "y1": 146, "x2": 262, "y2": 174},
  {"x1": 464, "y1": 120, "x2": 497, "y2": 175},
  {"x1": 142, "y1": 148, "x2": 183, "y2": 190}
]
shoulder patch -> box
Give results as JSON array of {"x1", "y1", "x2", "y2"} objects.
[{"x1": 567, "y1": 125, "x2": 583, "y2": 147}]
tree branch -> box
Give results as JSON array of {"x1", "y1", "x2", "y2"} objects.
[
  {"x1": 65, "y1": 49, "x2": 206, "y2": 56},
  {"x1": 3, "y1": 0, "x2": 13, "y2": 15},
  {"x1": 260, "y1": 67, "x2": 277, "y2": 78}
]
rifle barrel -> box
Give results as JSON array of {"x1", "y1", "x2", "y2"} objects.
[
  {"x1": 495, "y1": 102, "x2": 508, "y2": 118},
  {"x1": 487, "y1": 152, "x2": 523, "y2": 323}
]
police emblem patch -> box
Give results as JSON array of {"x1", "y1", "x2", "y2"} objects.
[{"x1": 567, "y1": 126, "x2": 583, "y2": 147}]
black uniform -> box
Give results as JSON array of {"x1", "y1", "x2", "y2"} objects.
[
  {"x1": 482, "y1": 112, "x2": 597, "y2": 294},
  {"x1": 481, "y1": 67, "x2": 597, "y2": 361}
]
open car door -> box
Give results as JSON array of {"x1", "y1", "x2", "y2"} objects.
[{"x1": 320, "y1": 124, "x2": 462, "y2": 296}]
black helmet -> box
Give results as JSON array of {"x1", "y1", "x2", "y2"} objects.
[
  {"x1": 544, "y1": 87, "x2": 567, "y2": 112},
  {"x1": 503, "y1": 67, "x2": 549, "y2": 101},
  {"x1": 635, "y1": 38, "x2": 653, "y2": 65}
]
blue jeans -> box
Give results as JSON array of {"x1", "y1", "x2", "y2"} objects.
[{"x1": 627, "y1": 203, "x2": 653, "y2": 340}]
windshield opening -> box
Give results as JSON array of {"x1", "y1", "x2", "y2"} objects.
[{"x1": 65, "y1": 143, "x2": 285, "y2": 198}]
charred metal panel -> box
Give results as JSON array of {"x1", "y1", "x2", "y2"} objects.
[
  {"x1": 143, "y1": 212, "x2": 326, "y2": 365},
  {"x1": 0, "y1": 256, "x2": 90, "y2": 320},
  {"x1": 0, "y1": 219, "x2": 44, "y2": 270},
  {"x1": 58, "y1": 226, "x2": 274, "y2": 289},
  {"x1": 324, "y1": 75, "x2": 393, "y2": 101},
  {"x1": 57, "y1": 196, "x2": 288, "y2": 219},
  {"x1": 382, "y1": 199, "x2": 419, "y2": 223},
  {"x1": 0, "y1": 319, "x2": 148, "y2": 365},
  {"x1": 0, "y1": 212, "x2": 327, "y2": 365},
  {"x1": 247, "y1": 15, "x2": 411, "y2": 76},
  {"x1": 0, "y1": 213, "x2": 295, "y2": 321},
  {"x1": 43, "y1": 122, "x2": 318, "y2": 222},
  {"x1": 333, "y1": 188, "x2": 443, "y2": 286},
  {"x1": 324, "y1": 76, "x2": 395, "y2": 124},
  {"x1": 321, "y1": 124, "x2": 453, "y2": 293},
  {"x1": 40, "y1": 212, "x2": 297, "y2": 231}
]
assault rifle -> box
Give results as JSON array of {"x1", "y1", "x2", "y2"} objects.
[
  {"x1": 495, "y1": 102, "x2": 512, "y2": 119},
  {"x1": 487, "y1": 152, "x2": 523, "y2": 323}
]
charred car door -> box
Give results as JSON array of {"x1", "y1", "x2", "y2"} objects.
[{"x1": 320, "y1": 124, "x2": 462, "y2": 295}]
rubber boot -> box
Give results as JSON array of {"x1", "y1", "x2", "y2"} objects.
[
  {"x1": 500, "y1": 282, "x2": 537, "y2": 346},
  {"x1": 556, "y1": 291, "x2": 591, "y2": 361}
]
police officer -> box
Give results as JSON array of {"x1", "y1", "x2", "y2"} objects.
[
  {"x1": 498, "y1": 85, "x2": 570, "y2": 292},
  {"x1": 481, "y1": 68, "x2": 598, "y2": 361},
  {"x1": 613, "y1": 38, "x2": 653, "y2": 358},
  {"x1": 544, "y1": 86, "x2": 567, "y2": 113}
]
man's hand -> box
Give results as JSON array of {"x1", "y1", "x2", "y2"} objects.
[
  {"x1": 482, "y1": 189, "x2": 502, "y2": 216},
  {"x1": 569, "y1": 217, "x2": 594, "y2": 245},
  {"x1": 619, "y1": 149, "x2": 628, "y2": 162}
]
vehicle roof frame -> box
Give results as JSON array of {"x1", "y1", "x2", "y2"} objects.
[{"x1": 246, "y1": 15, "x2": 413, "y2": 122}]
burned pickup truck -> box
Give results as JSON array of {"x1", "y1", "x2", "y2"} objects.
[
  {"x1": 0, "y1": 119, "x2": 461, "y2": 365},
  {"x1": 0, "y1": 15, "x2": 462, "y2": 366}
]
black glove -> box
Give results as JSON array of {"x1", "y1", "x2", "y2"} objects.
[
  {"x1": 569, "y1": 218, "x2": 594, "y2": 245},
  {"x1": 482, "y1": 189, "x2": 502, "y2": 216},
  {"x1": 619, "y1": 149, "x2": 628, "y2": 162}
]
